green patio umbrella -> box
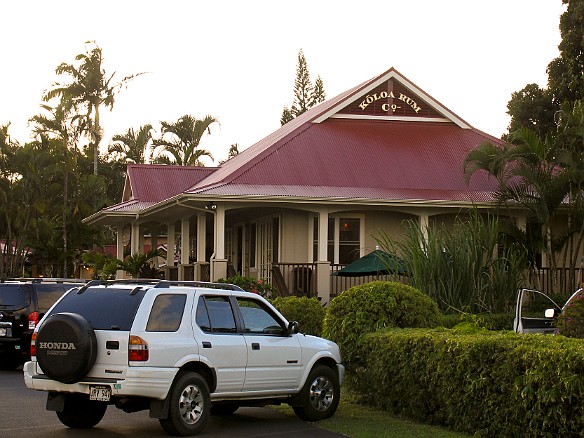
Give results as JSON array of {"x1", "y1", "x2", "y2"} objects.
[{"x1": 332, "y1": 249, "x2": 409, "y2": 277}]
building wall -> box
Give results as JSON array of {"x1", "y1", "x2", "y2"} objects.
[
  {"x1": 364, "y1": 211, "x2": 417, "y2": 253},
  {"x1": 280, "y1": 209, "x2": 310, "y2": 262}
]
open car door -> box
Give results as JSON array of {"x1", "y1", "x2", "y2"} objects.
[{"x1": 513, "y1": 288, "x2": 561, "y2": 334}]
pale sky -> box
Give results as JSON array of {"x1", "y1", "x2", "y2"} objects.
[{"x1": 1, "y1": 1, "x2": 566, "y2": 166}]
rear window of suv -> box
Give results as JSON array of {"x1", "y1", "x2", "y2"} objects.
[
  {"x1": 46, "y1": 287, "x2": 147, "y2": 330},
  {"x1": 0, "y1": 284, "x2": 32, "y2": 310}
]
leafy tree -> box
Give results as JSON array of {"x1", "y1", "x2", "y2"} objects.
[
  {"x1": 43, "y1": 41, "x2": 144, "y2": 174},
  {"x1": 30, "y1": 101, "x2": 82, "y2": 276},
  {"x1": 153, "y1": 114, "x2": 217, "y2": 166},
  {"x1": 465, "y1": 128, "x2": 571, "y2": 272},
  {"x1": 108, "y1": 124, "x2": 154, "y2": 164},
  {"x1": 505, "y1": 84, "x2": 558, "y2": 140},
  {"x1": 548, "y1": 0, "x2": 584, "y2": 104},
  {"x1": 507, "y1": 0, "x2": 583, "y2": 138},
  {"x1": 280, "y1": 49, "x2": 326, "y2": 125}
]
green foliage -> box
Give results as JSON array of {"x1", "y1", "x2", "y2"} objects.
[
  {"x1": 217, "y1": 273, "x2": 278, "y2": 299},
  {"x1": 352, "y1": 328, "x2": 584, "y2": 437},
  {"x1": 280, "y1": 49, "x2": 326, "y2": 125},
  {"x1": 322, "y1": 281, "x2": 441, "y2": 371},
  {"x1": 152, "y1": 114, "x2": 217, "y2": 166},
  {"x1": 557, "y1": 289, "x2": 584, "y2": 338},
  {"x1": 82, "y1": 250, "x2": 119, "y2": 279},
  {"x1": 377, "y1": 212, "x2": 527, "y2": 314},
  {"x1": 271, "y1": 296, "x2": 325, "y2": 336},
  {"x1": 119, "y1": 249, "x2": 161, "y2": 278},
  {"x1": 440, "y1": 313, "x2": 514, "y2": 331}
]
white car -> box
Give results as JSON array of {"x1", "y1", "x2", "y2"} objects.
[
  {"x1": 513, "y1": 287, "x2": 582, "y2": 334},
  {"x1": 23, "y1": 280, "x2": 344, "y2": 436}
]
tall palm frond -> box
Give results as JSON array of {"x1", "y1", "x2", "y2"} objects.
[
  {"x1": 153, "y1": 114, "x2": 218, "y2": 166},
  {"x1": 109, "y1": 124, "x2": 154, "y2": 164}
]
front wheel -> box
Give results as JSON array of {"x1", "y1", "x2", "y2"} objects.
[
  {"x1": 292, "y1": 365, "x2": 340, "y2": 421},
  {"x1": 159, "y1": 372, "x2": 210, "y2": 436},
  {"x1": 56, "y1": 393, "x2": 107, "y2": 429}
]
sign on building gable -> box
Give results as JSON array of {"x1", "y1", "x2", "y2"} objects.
[{"x1": 339, "y1": 78, "x2": 444, "y2": 119}]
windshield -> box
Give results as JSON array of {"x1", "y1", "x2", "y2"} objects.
[
  {"x1": 0, "y1": 284, "x2": 32, "y2": 310},
  {"x1": 46, "y1": 287, "x2": 146, "y2": 330}
]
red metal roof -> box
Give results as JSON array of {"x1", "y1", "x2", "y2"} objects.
[
  {"x1": 94, "y1": 67, "x2": 505, "y2": 216},
  {"x1": 126, "y1": 164, "x2": 216, "y2": 202},
  {"x1": 187, "y1": 119, "x2": 500, "y2": 202}
]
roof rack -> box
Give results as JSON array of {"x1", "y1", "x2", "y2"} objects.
[
  {"x1": 76, "y1": 279, "x2": 244, "y2": 292},
  {"x1": 0, "y1": 278, "x2": 88, "y2": 284}
]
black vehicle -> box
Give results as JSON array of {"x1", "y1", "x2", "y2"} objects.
[{"x1": 0, "y1": 278, "x2": 86, "y2": 369}]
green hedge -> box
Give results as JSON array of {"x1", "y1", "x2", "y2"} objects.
[
  {"x1": 351, "y1": 328, "x2": 584, "y2": 437},
  {"x1": 271, "y1": 296, "x2": 325, "y2": 337},
  {"x1": 440, "y1": 313, "x2": 515, "y2": 331},
  {"x1": 323, "y1": 281, "x2": 441, "y2": 371}
]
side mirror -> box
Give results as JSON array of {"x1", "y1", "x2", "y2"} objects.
[
  {"x1": 287, "y1": 321, "x2": 299, "y2": 335},
  {"x1": 545, "y1": 308, "x2": 558, "y2": 318}
]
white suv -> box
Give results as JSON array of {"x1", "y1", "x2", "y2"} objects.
[{"x1": 23, "y1": 280, "x2": 344, "y2": 436}]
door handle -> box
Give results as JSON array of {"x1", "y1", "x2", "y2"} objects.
[{"x1": 251, "y1": 343, "x2": 260, "y2": 350}]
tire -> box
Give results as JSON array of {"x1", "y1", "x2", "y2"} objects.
[
  {"x1": 210, "y1": 402, "x2": 239, "y2": 416},
  {"x1": 56, "y1": 393, "x2": 107, "y2": 429},
  {"x1": 159, "y1": 372, "x2": 211, "y2": 436},
  {"x1": 36, "y1": 312, "x2": 97, "y2": 384},
  {"x1": 292, "y1": 365, "x2": 340, "y2": 422}
]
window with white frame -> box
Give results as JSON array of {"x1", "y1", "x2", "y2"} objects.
[{"x1": 312, "y1": 216, "x2": 362, "y2": 264}]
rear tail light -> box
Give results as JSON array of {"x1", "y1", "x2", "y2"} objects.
[
  {"x1": 28, "y1": 311, "x2": 39, "y2": 330},
  {"x1": 129, "y1": 335, "x2": 149, "y2": 361},
  {"x1": 30, "y1": 332, "x2": 37, "y2": 357}
]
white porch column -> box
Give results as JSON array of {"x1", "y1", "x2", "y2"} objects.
[
  {"x1": 197, "y1": 213, "x2": 206, "y2": 262},
  {"x1": 131, "y1": 222, "x2": 141, "y2": 255},
  {"x1": 195, "y1": 213, "x2": 207, "y2": 281},
  {"x1": 212, "y1": 205, "x2": 227, "y2": 281},
  {"x1": 151, "y1": 226, "x2": 159, "y2": 268},
  {"x1": 116, "y1": 225, "x2": 125, "y2": 279},
  {"x1": 419, "y1": 213, "x2": 429, "y2": 246},
  {"x1": 179, "y1": 217, "x2": 191, "y2": 281},
  {"x1": 166, "y1": 222, "x2": 175, "y2": 268},
  {"x1": 317, "y1": 208, "x2": 331, "y2": 304},
  {"x1": 318, "y1": 208, "x2": 329, "y2": 262}
]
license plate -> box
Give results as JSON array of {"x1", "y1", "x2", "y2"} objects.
[
  {"x1": 0, "y1": 328, "x2": 6, "y2": 337},
  {"x1": 89, "y1": 385, "x2": 111, "y2": 401}
]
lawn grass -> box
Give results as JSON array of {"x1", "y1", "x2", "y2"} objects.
[{"x1": 274, "y1": 388, "x2": 468, "y2": 438}]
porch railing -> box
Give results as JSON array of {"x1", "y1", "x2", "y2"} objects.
[
  {"x1": 271, "y1": 263, "x2": 317, "y2": 297},
  {"x1": 330, "y1": 264, "x2": 408, "y2": 298},
  {"x1": 531, "y1": 267, "x2": 582, "y2": 296}
]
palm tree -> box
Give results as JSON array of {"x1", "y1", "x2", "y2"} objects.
[
  {"x1": 30, "y1": 102, "x2": 81, "y2": 276},
  {"x1": 108, "y1": 124, "x2": 154, "y2": 164},
  {"x1": 43, "y1": 41, "x2": 144, "y2": 174},
  {"x1": 464, "y1": 127, "x2": 571, "y2": 275},
  {"x1": 153, "y1": 114, "x2": 217, "y2": 166}
]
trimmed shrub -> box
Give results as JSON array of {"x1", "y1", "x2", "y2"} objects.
[
  {"x1": 352, "y1": 328, "x2": 584, "y2": 437},
  {"x1": 557, "y1": 290, "x2": 584, "y2": 338},
  {"x1": 322, "y1": 281, "x2": 441, "y2": 370},
  {"x1": 271, "y1": 296, "x2": 325, "y2": 337},
  {"x1": 440, "y1": 313, "x2": 515, "y2": 331}
]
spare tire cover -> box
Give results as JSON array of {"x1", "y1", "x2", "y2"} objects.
[{"x1": 36, "y1": 312, "x2": 97, "y2": 384}]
